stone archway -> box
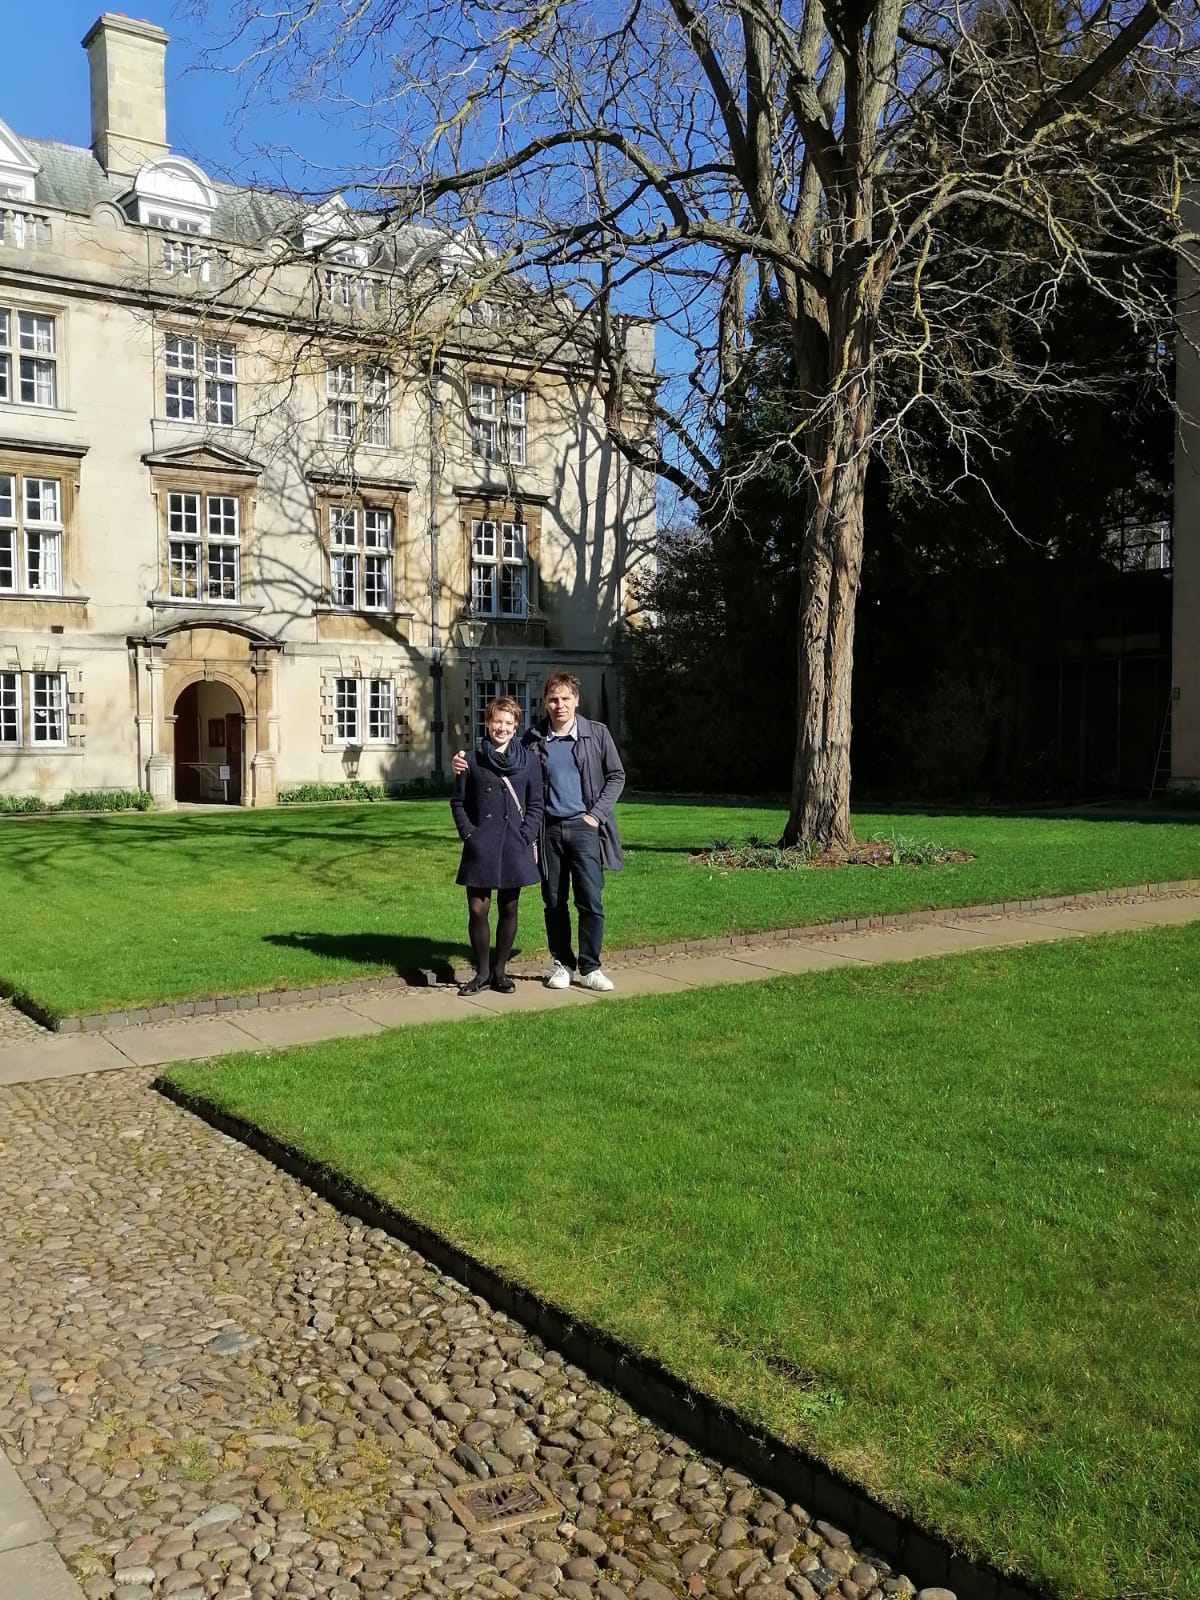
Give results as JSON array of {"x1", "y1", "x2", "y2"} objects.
[
  {"x1": 130, "y1": 620, "x2": 281, "y2": 809},
  {"x1": 172, "y1": 679, "x2": 246, "y2": 804}
]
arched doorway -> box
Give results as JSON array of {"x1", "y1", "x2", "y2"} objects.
[{"x1": 173, "y1": 680, "x2": 245, "y2": 804}]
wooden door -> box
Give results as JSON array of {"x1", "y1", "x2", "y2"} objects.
[{"x1": 225, "y1": 714, "x2": 244, "y2": 804}]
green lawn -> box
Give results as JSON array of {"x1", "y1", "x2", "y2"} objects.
[
  {"x1": 0, "y1": 801, "x2": 1196, "y2": 1015},
  {"x1": 167, "y1": 923, "x2": 1200, "y2": 1600}
]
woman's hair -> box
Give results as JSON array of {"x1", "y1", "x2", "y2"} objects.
[{"x1": 485, "y1": 696, "x2": 523, "y2": 729}]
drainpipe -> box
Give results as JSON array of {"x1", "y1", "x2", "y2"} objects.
[{"x1": 428, "y1": 360, "x2": 445, "y2": 779}]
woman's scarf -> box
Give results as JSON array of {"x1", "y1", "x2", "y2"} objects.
[{"x1": 476, "y1": 732, "x2": 529, "y2": 776}]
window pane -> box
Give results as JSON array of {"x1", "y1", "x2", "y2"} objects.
[
  {"x1": 204, "y1": 342, "x2": 236, "y2": 380},
  {"x1": 0, "y1": 672, "x2": 18, "y2": 744},
  {"x1": 18, "y1": 314, "x2": 54, "y2": 355},
  {"x1": 363, "y1": 554, "x2": 391, "y2": 610},
  {"x1": 168, "y1": 493, "x2": 200, "y2": 535},
  {"x1": 0, "y1": 473, "x2": 12, "y2": 520},
  {"x1": 207, "y1": 496, "x2": 239, "y2": 541},
  {"x1": 166, "y1": 375, "x2": 199, "y2": 420},
  {"x1": 367, "y1": 679, "x2": 394, "y2": 742},
  {"x1": 24, "y1": 478, "x2": 61, "y2": 524},
  {"x1": 501, "y1": 521, "x2": 526, "y2": 562},
  {"x1": 31, "y1": 672, "x2": 65, "y2": 743},
  {"x1": 0, "y1": 352, "x2": 9, "y2": 402},
  {"x1": 169, "y1": 540, "x2": 200, "y2": 598},
  {"x1": 469, "y1": 381, "x2": 496, "y2": 418},
  {"x1": 19, "y1": 356, "x2": 56, "y2": 406},
  {"x1": 471, "y1": 564, "x2": 497, "y2": 616},
  {"x1": 25, "y1": 530, "x2": 61, "y2": 593},
  {"x1": 206, "y1": 381, "x2": 236, "y2": 426},
  {"x1": 363, "y1": 509, "x2": 392, "y2": 549},
  {"x1": 471, "y1": 519, "x2": 496, "y2": 559},
  {"x1": 334, "y1": 678, "x2": 360, "y2": 743},
  {"x1": 165, "y1": 335, "x2": 198, "y2": 371},
  {"x1": 207, "y1": 542, "x2": 239, "y2": 601},
  {"x1": 326, "y1": 364, "x2": 355, "y2": 396},
  {"x1": 328, "y1": 507, "x2": 357, "y2": 547},
  {"x1": 331, "y1": 552, "x2": 357, "y2": 608},
  {"x1": 0, "y1": 527, "x2": 14, "y2": 591},
  {"x1": 504, "y1": 391, "x2": 526, "y2": 424},
  {"x1": 328, "y1": 398, "x2": 356, "y2": 440},
  {"x1": 500, "y1": 564, "x2": 526, "y2": 618}
]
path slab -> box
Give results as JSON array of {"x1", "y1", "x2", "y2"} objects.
[
  {"x1": 347, "y1": 988, "x2": 492, "y2": 1027},
  {"x1": 600, "y1": 965, "x2": 693, "y2": 997},
  {"x1": 727, "y1": 941, "x2": 869, "y2": 974},
  {"x1": 817, "y1": 923, "x2": 997, "y2": 965},
  {"x1": 230, "y1": 1001, "x2": 384, "y2": 1049},
  {"x1": 0, "y1": 1540, "x2": 86, "y2": 1600},
  {"x1": 0, "y1": 1034, "x2": 129, "y2": 1087},
  {"x1": 0, "y1": 1454, "x2": 53, "y2": 1553},
  {"x1": 106, "y1": 1017, "x2": 258, "y2": 1067},
  {"x1": 629, "y1": 953, "x2": 786, "y2": 987}
]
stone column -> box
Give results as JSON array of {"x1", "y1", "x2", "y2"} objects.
[
  {"x1": 250, "y1": 650, "x2": 278, "y2": 807},
  {"x1": 143, "y1": 646, "x2": 175, "y2": 809}
]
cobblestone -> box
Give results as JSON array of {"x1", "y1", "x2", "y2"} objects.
[
  {"x1": 0, "y1": 1067, "x2": 929, "y2": 1600},
  {"x1": 0, "y1": 994, "x2": 50, "y2": 1046}
]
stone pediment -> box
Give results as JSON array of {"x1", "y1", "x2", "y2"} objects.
[{"x1": 141, "y1": 442, "x2": 264, "y2": 478}]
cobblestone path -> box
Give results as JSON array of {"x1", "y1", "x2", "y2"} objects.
[{"x1": 0, "y1": 1068, "x2": 922, "y2": 1600}]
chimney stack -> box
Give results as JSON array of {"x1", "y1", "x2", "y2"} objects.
[{"x1": 82, "y1": 13, "x2": 170, "y2": 178}]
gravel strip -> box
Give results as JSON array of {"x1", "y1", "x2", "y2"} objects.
[
  {"x1": 0, "y1": 995, "x2": 51, "y2": 1046},
  {"x1": 0, "y1": 1068, "x2": 931, "y2": 1600}
]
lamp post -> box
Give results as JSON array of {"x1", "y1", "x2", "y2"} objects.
[{"x1": 456, "y1": 611, "x2": 486, "y2": 748}]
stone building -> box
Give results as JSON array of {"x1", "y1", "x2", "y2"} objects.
[{"x1": 0, "y1": 13, "x2": 655, "y2": 807}]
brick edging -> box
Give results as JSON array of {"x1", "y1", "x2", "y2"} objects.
[
  {"x1": 13, "y1": 878, "x2": 1200, "y2": 1035},
  {"x1": 154, "y1": 1079, "x2": 1040, "y2": 1600}
]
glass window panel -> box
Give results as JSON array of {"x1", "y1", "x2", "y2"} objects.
[
  {"x1": 363, "y1": 510, "x2": 392, "y2": 549},
  {"x1": 328, "y1": 508, "x2": 357, "y2": 547},
  {"x1": 0, "y1": 672, "x2": 18, "y2": 744},
  {"x1": 363, "y1": 554, "x2": 391, "y2": 610},
  {"x1": 471, "y1": 519, "x2": 496, "y2": 559},
  {"x1": 367, "y1": 679, "x2": 394, "y2": 742},
  {"x1": 0, "y1": 527, "x2": 14, "y2": 591},
  {"x1": 207, "y1": 542, "x2": 239, "y2": 600},
  {"x1": 25, "y1": 530, "x2": 61, "y2": 593},
  {"x1": 499, "y1": 564, "x2": 526, "y2": 618},
  {"x1": 168, "y1": 493, "x2": 200, "y2": 536},
  {"x1": 331, "y1": 553, "x2": 357, "y2": 608},
  {"x1": 334, "y1": 678, "x2": 360, "y2": 743},
  {"x1": 24, "y1": 478, "x2": 60, "y2": 524},
  {"x1": 18, "y1": 313, "x2": 54, "y2": 355},
  {"x1": 31, "y1": 673, "x2": 65, "y2": 743}
]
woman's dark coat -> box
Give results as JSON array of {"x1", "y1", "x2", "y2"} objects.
[{"x1": 451, "y1": 747, "x2": 544, "y2": 889}]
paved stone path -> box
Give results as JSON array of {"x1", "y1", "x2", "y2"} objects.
[
  {"x1": 2, "y1": 890, "x2": 1197, "y2": 1600},
  {"x1": 0, "y1": 1067, "x2": 918, "y2": 1600}
]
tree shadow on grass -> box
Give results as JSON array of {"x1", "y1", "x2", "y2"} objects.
[{"x1": 264, "y1": 931, "x2": 467, "y2": 986}]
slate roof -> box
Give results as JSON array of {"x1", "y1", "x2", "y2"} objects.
[{"x1": 23, "y1": 135, "x2": 304, "y2": 246}]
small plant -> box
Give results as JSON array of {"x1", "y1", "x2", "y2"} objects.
[
  {"x1": 279, "y1": 776, "x2": 453, "y2": 804},
  {"x1": 0, "y1": 794, "x2": 47, "y2": 814},
  {"x1": 865, "y1": 831, "x2": 965, "y2": 866},
  {"x1": 58, "y1": 789, "x2": 153, "y2": 813}
]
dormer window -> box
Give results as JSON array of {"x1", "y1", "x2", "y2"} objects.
[
  {"x1": 0, "y1": 120, "x2": 38, "y2": 205},
  {"x1": 132, "y1": 157, "x2": 216, "y2": 237}
]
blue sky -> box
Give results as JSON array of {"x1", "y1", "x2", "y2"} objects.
[{"x1": 0, "y1": 3, "x2": 345, "y2": 191}]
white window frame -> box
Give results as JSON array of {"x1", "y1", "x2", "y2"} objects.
[
  {"x1": 0, "y1": 671, "x2": 19, "y2": 745},
  {"x1": 474, "y1": 679, "x2": 531, "y2": 745},
  {"x1": 0, "y1": 469, "x2": 63, "y2": 596},
  {"x1": 167, "y1": 491, "x2": 241, "y2": 603},
  {"x1": 30, "y1": 671, "x2": 67, "y2": 746},
  {"x1": 165, "y1": 335, "x2": 237, "y2": 426},
  {"x1": 469, "y1": 380, "x2": 527, "y2": 465},
  {"x1": 333, "y1": 677, "x2": 397, "y2": 746},
  {"x1": 0, "y1": 307, "x2": 59, "y2": 409},
  {"x1": 327, "y1": 505, "x2": 393, "y2": 611},
  {"x1": 325, "y1": 363, "x2": 390, "y2": 447},
  {"x1": 470, "y1": 518, "x2": 528, "y2": 620}
]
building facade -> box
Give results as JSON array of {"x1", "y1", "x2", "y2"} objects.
[{"x1": 0, "y1": 14, "x2": 655, "y2": 807}]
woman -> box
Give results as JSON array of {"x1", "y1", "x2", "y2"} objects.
[{"x1": 450, "y1": 696, "x2": 545, "y2": 994}]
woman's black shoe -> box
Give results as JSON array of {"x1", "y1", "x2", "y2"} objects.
[
  {"x1": 459, "y1": 972, "x2": 491, "y2": 996},
  {"x1": 491, "y1": 974, "x2": 516, "y2": 995}
]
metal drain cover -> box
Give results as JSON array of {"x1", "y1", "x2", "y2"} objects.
[{"x1": 444, "y1": 1472, "x2": 563, "y2": 1533}]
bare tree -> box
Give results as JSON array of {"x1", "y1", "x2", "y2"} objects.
[{"x1": 200, "y1": 0, "x2": 1200, "y2": 848}]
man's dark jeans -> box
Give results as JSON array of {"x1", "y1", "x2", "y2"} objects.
[{"x1": 541, "y1": 815, "x2": 605, "y2": 974}]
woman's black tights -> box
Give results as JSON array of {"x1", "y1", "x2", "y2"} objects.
[{"x1": 466, "y1": 887, "x2": 521, "y2": 979}]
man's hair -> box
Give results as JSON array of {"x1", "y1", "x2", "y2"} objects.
[
  {"x1": 543, "y1": 670, "x2": 581, "y2": 698},
  {"x1": 484, "y1": 696, "x2": 523, "y2": 728}
]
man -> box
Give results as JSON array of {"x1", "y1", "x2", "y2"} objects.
[{"x1": 453, "y1": 671, "x2": 625, "y2": 989}]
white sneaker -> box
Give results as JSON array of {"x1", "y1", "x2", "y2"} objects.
[
  {"x1": 578, "y1": 969, "x2": 615, "y2": 992},
  {"x1": 546, "y1": 961, "x2": 571, "y2": 990}
]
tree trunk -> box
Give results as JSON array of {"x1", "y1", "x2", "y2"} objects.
[{"x1": 781, "y1": 379, "x2": 871, "y2": 852}]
